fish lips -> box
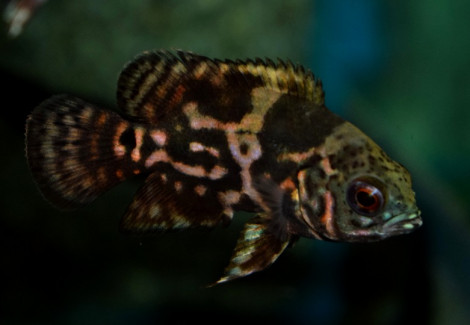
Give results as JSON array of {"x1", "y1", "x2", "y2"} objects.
[
  {"x1": 382, "y1": 210, "x2": 423, "y2": 235},
  {"x1": 344, "y1": 210, "x2": 422, "y2": 242}
]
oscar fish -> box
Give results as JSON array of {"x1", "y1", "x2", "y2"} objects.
[{"x1": 25, "y1": 50, "x2": 422, "y2": 284}]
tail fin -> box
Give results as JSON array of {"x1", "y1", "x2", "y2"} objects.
[{"x1": 26, "y1": 95, "x2": 139, "y2": 209}]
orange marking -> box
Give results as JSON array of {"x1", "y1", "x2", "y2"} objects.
[
  {"x1": 169, "y1": 84, "x2": 185, "y2": 108},
  {"x1": 227, "y1": 132, "x2": 262, "y2": 163},
  {"x1": 208, "y1": 165, "x2": 228, "y2": 180},
  {"x1": 113, "y1": 122, "x2": 129, "y2": 158},
  {"x1": 218, "y1": 190, "x2": 242, "y2": 219},
  {"x1": 297, "y1": 169, "x2": 321, "y2": 239},
  {"x1": 82, "y1": 177, "x2": 94, "y2": 189},
  {"x1": 226, "y1": 130, "x2": 263, "y2": 207},
  {"x1": 131, "y1": 150, "x2": 140, "y2": 162},
  {"x1": 143, "y1": 102, "x2": 156, "y2": 118},
  {"x1": 194, "y1": 185, "x2": 207, "y2": 196},
  {"x1": 183, "y1": 102, "x2": 224, "y2": 130},
  {"x1": 210, "y1": 73, "x2": 225, "y2": 87},
  {"x1": 278, "y1": 147, "x2": 317, "y2": 163},
  {"x1": 131, "y1": 127, "x2": 145, "y2": 162},
  {"x1": 191, "y1": 115, "x2": 222, "y2": 130},
  {"x1": 206, "y1": 146, "x2": 220, "y2": 158},
  {"x1": 150, "y1": 130, "x2": 167, "y2": 146},
  {"x1": 174, "y1": 181, "x2": 183, "y2": 193},
  {"x1": 180, "y1": 92, "x2": 275, "y2": 208},
  {"x1": 193, "y1": 62, "x2": 209, "y2": 79},
  {"x1": 96, "y1": 112, "x2": 107, "y2": 126},
  {"x1": 145, "y1": 150, "x2": 170, "y2": 168},
  {"x1": 297, "y1": 170, "x2": 310, "y2": 203},
  {"x1": 189, "y1": 141, "x2": 220, "y2": 158},
  {"x1": 133, "y1": 169, "x2": 141, "y2": 175},
  {"x1": 145, "y1": 147, "x2": 226, "y2": 179},
  {"x1": 116, "y1": 169, "x2": 124, "y2": 180},
  {"x1": 173, "y1": 162, "x2": 206, "y2": 178},
  {"x1": 320, "y1": 191, "x2": 336, "y2": 238},
  {"x1": 172, "y1": 162, "x2": 227, "y2": 180},
  {"x1": 219, "y1": 190, "x2": 241, "y2": 205},
  {"x1": 81, "y1": 106, "x2": 94, "y2": 120},
  {"x1": 321, "y1": 157, "x2": 336, "y2": 176},
  {"x1": 160, "y1": 173, "x2": 167, "y2": 183},
  {"x1": 157, "y1": 84, "x2": 169, "y2": 102},
  {"x1": 189, "y1": 142, "x2": 205, "y2": 152},
  {"x1": 280, "y1": 177, "x2": 296, "y2": 192}
]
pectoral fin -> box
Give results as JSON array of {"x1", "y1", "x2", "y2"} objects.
[{"x1": 212, "y1": 216, "x2": 290, "y2": 285}]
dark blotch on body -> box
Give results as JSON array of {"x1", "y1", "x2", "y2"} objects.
[
  {"x1": 261, "y1": 95, "x2": 344, "y2": 152},
  {"x1": 119, "y1": 127, "x2": 136, "y2": 151},
  {"x1": 239, "y1": 142, "x2": 249, "y2": 155}
]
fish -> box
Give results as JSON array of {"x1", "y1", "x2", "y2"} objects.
[{"x1": 25, "y1": 50, "x2": 422, "y2": 285}]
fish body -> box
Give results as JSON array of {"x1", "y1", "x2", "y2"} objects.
[{"x1": 26, "y1": 50, "x2": 422, "y2": 284}]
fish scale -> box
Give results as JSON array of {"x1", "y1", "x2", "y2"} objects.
[{"x1": 25, "y1": 50, "x2": 422, "y2": 285}]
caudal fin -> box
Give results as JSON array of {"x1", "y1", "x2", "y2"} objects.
[{"x1": 26, "y1": 95, "x2": 139, "y2": 209}]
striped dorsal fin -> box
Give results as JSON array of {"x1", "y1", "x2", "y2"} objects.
[{"x1": 116, "y1": 50, "x2": 325, "y2": 124}]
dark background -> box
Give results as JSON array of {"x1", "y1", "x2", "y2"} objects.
[{"x1": 1, "y1": 1, "x2": 469, "y2": 324}]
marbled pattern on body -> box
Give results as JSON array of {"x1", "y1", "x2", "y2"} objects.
[{"x1": 26, "y1": 50, "x2": 422, "y2": 284}]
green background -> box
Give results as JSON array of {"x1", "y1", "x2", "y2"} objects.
[{"x1": 1, "y1": 1, "x2": 469, "y2": 324}]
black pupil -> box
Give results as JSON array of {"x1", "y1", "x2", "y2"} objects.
[
  {"x1": 356, "y1": 190, "x2": 376, "y2": 208},
  {"x1": 346, "y1": 178, "x2": 385, "y2": 217}
]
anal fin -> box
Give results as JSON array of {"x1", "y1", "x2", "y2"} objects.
[
  {"x1": 211, "y1": 215, "x2": 290, "y2": 286},
  {"x1": 120, "y1": 171, "x2": 226, "y2": 232}
]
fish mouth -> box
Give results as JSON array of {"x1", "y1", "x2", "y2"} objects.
[
  {"x1": 344, "y1": 210, "x2": 422, "y2": 242},
  {"x1": 383, "y1": 210, "x2": 422, "y2": 234}
]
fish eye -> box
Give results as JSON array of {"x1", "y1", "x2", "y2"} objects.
[{"x1": 347, "y1": 178, "x2": 385, "y2": 216}]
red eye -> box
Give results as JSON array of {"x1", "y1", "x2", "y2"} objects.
[{"x1": 347, "y1": 179, "x2": 385, "y2": 216}]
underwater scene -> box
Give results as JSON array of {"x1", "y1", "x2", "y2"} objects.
[{"x1": 1, "y1": 1, "x2": 469, "y2": 324}]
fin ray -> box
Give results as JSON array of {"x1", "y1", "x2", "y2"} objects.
[
  {"x1": 116, "y1": 50, "x2": 324, "y2": 124},
  {"x1": 120, "y1": 171, "x2": 227, "y2": 232},
  {"x1": 212, "y1": 216, "x2": 290, "y2": 285},
  {"x1": 26, "y1": 95, "x2": 137, "y2": 208}
]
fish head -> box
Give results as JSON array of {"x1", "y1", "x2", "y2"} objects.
[{"x1": 296, "y1": 122, "x2": 422, "y2": 242}]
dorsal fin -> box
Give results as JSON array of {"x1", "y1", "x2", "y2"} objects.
[{"x1": 116, "y1": 50, "x2": 324, "y2": 124}]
